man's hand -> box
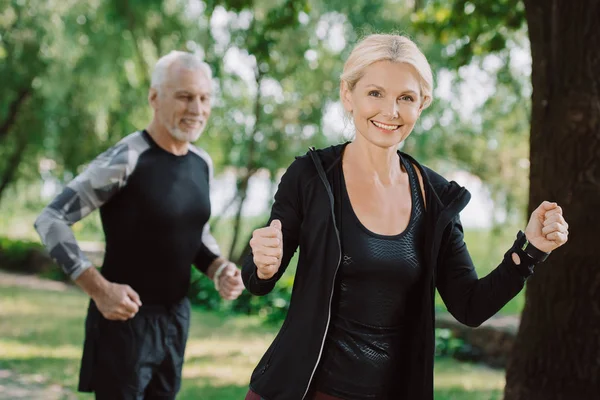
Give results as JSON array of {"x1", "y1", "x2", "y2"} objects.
[
  {"x1": 525, "y1": 201, "x2": 569, "y2": 253},
  {"x1": 93, "y1": 282, "x2": 142, "y2": 321},
  {"x1": 250, "y1": 219, "x2": 283, "y2": 280},
  {"x1": 75, "y1": 268, "x2": 142, "y2": 321},
  {"x1": 216, "y1": 262, "x2": 244, "y2": 300}
]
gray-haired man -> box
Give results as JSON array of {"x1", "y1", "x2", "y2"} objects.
[{"x1": 35, "y1": 51, "x2": 244, "y2": 400}]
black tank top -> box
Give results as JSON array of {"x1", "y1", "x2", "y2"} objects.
[{"x1": 315, "y1": 155, "x2": 426, "y2": 399}]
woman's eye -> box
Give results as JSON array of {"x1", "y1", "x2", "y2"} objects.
[
  {"x1": 401, "y1": 95, "x2": 414, "y2": 102},
  {"x1": 368, "y1": 91, "x2": 381, "y2": 97}
]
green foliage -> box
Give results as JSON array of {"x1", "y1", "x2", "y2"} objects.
[
  {"x1": 232, "y1": 274, "x2": 294, "y2": 325},
  {"x1": 188, "y1": 265, "x2": 222, "y2": 310},
  {"x1": 412, "y1": 0, "x2": 526, "y2": 68},
  {"x1": 0, "y1": 236, "x2": 66, "y2": 280},
  {"x1": 402, "y1": 0, "x2": 532, "y2": 225},
  {"x1": 436, "y1": 328, "x2": 467, "y2": 357},
  {"x1": 188, "y1": 263, "x2": 295, "y2": 325},
  {"x1": 1, "y1": 0, "x2": 534, "y2": 247},
  {"x1": 0, "y1": 236, "x2": 42, "y2": 266}
]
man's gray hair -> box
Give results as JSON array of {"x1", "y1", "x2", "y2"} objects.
[{"x1": 150, "y1": 51, "x2": 212, "y2": 91}]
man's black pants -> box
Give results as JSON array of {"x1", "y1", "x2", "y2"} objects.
[{"x1": 78, "y1": 297, "x2": 191, "y2": 400}]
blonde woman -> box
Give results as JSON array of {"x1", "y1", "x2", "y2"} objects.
[{"x1": 242, "y1": 34, "x2": 569, "y2": 400}]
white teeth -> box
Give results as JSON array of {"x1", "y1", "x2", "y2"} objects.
[{"x1": 372, "y1": 121, "x2": 399, "y2": 131}]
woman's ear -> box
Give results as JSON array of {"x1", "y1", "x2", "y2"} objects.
[
  {"x1": 417, "y1": 96, "x2": 429, "y2": 117},
  {"x1": 340, "y1": 81, "x2": 353, "y2": 114}
]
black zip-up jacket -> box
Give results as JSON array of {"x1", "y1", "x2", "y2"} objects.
[{"x1": 242, "y1": 144, "x2": 530, "y2": 400}]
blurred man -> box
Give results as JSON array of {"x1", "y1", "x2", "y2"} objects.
[{"x1": 34, "y1": 51, "x2": 244, "y2": 400}]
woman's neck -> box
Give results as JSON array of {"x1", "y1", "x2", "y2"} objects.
[{"x1": 343, "y1": 138, "x2": 403, "y2": 186}]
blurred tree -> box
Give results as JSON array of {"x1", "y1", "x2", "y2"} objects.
[
  {"x1": 504, "y1": 1, "x2": 600, "y2": 398},
  {"x1": 0, "y1": 0, "x2": 212, "y2": 206},
  {"x1": 415, "y1": 0, "x2": 600, "y2": 398},
  {"x1": 201, "y1": 0, "x2": 348, "y2": 261},
  {"x1": 411, "y1": 0, "x2": 532, "y2": 227}
]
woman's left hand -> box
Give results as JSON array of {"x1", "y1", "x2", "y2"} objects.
[{"x1": 524, "y1": 201, "x2": 569, "y2": 253}]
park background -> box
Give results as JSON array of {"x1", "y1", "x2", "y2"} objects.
[{"x1": 0, "y1": 0, "x2": 597, "y2": 399}]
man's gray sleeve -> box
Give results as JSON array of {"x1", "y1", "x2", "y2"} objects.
[{"x1": 34, "y1": 141, "x2": 138, "y2": 280}]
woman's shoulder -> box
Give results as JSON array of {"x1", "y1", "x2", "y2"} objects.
[
  {"x1": 398, "y1": 151, "x2": 449, "y2": 186},
  {"x1": 399, "y1": 151, "x2": 470, "y2": 206},
  {"x1": 285, "y1": 143, "x2": 346, "y2": 176}
]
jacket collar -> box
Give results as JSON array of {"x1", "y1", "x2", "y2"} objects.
[{"x1": 310, "y1": 143, "x2": 471, "y2": 216}]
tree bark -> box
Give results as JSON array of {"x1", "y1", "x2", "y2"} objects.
[
  {"x1": 0, "y1": 88, "x2": 31, "y2": 140},
  {"x1": 228, "y1": 172, "x2": 252, "y2": 259},
  {"x1": 228, "y1": 71, "x2": 264, "y2": 260},
  {"x1": 414, "y1": 0, "x2": 425, "y2": 12},
  {"x1": 504, "y1": 1, "x2": 600, "y2": 399},
  {"x1": 0, "y1": 137, "x2": 28, "y2": 206},
  {"x1": 234, "y1": 178, "x2": 278, "y2": 265}
]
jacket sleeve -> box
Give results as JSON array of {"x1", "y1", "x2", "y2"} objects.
[
  {"x1": 242, "y1": 158, "x2": 304, "y2": 296},
  {"x1": 33, "y1": 143, "x2": 136, "y2": 280},
  {"x1": 436, "y1": 216, "x2": 533, "y2": 327}
]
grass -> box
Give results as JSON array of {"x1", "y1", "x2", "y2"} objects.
[{"x1": 0, "y1": 279, "x2": 506, "y2": 400}]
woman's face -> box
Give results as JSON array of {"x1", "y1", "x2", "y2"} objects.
[{"x1": 341, "y1": 60, "x2": 424, "y2": 149}]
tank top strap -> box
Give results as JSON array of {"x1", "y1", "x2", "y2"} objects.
[{"x1": 400, "y1": 154, "x2": 425, "y2": 212}]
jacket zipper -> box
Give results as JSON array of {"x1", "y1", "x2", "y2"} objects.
[
  {"x1": 301, "y1": 222, "x2": 342, "y2": 400},
  {"x1": 302, "y1": 148, "x2": 343, "y2": 400},
  {"x1": 261, "y1": 318, "x2": 290, "y2": 374}
]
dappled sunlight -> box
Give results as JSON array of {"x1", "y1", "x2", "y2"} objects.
[
  {"x1": 434, "y1": 359, "x2": 505, "y2": 391},
  {"x1": 0, "y1": 285, "x2": 88, "y2": 320},
  {"x1": 0, "y1": 300, "x2": 48, "y2": 316},
  {"x1": 0, "y1": 339, "x2": 81, "y2": 360},
  {"x1": 183, "y1": 364, "x2": 249, "y2": 385},
  {"x1": 0, "y1": 271, "x2": 71, "y2": 293},
  {"x1": 183, "y1": 336, "x2": 273, "y2": 385},
  {"x1": 186, "y1": 337, "x2": 273, "y2": 358}
]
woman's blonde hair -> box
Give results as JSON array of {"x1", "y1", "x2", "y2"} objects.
[{"x1": 340, "y1": 34, "x2": 433, "y2": 109}]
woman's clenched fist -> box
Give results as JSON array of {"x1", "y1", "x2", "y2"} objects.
[{"x1": 250, "y1": 219, "x2": 283, "y2": 280}]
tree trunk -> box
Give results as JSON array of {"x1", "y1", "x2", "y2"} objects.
[
  {"x1": 0, "y1": 137, "x2": 28, "y2": 206},
  {"x1": 211, "y1": 192, "x2": 240, "y2": 229},
  {"x1": 234, "y1": 178, "x2": 278, "y2": 265},
  {"x1": 228, "y1": 173, "x2": 251, "y2": 259},
  {"x1": 414, "y1": 0, "x2": 425, "y2": 12},
  {"x1": 228, "y1": 70, "x2": 264, "y2": 260},
  {"x1": 0, "y1": 88, "x2": 31, "y2": 140},
  {"x1": 504, "y1": 1, "x2": 600, "y2": 399}
]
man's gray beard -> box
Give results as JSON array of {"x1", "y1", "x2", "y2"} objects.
[{"x1": 168, "y1": 126, "x2": 203, "y2": 143}]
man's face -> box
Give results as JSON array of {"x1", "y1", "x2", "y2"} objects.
[{"x1": 150, "y1": 62, "x2": 212, "y2": 143}]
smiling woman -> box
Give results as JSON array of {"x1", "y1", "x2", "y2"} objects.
[
  {"x1": 341, "y1": 60, "x2": 425, "y2": 150},
  {"x1": 241, "y1": 33, "x2": 569, "y2": 400}
]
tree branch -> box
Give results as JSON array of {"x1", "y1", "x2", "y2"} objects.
[
  {"x1": 0, "y1": 135, "x2": 28, "y2": 206},
  {"x1": 414, "y1": 0, "x2": 425, "y2": 12},
  {"x1": 0, "y1": 88, "x2": 31, "y2": 140},
  {"x1": 122, "y1": 0, "x2": 151, "y2": 88}
]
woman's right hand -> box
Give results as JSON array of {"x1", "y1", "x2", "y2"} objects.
[{"x1": 250, "y1": 219, "x2": 283, "y2": 280}]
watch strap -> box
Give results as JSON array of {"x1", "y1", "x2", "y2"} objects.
[{"x1": 516, "y1": 230, "x2": 550, "y2": 263}]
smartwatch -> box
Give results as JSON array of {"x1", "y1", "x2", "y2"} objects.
[{"x1": 515, "y1": 230, "x2": 550, "y2": 263}]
